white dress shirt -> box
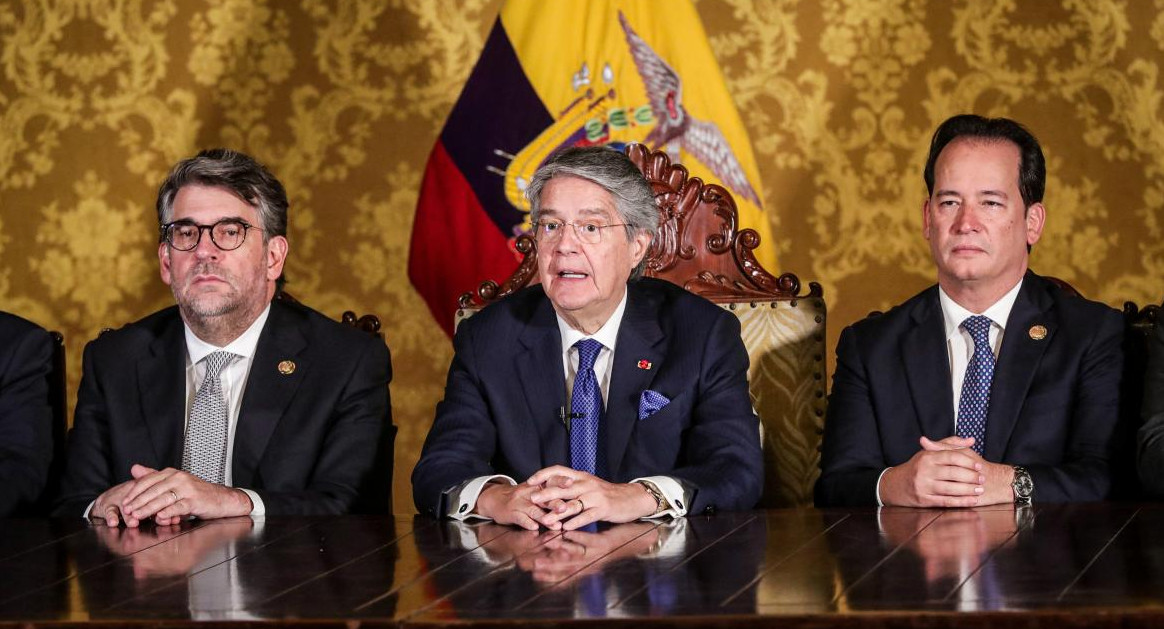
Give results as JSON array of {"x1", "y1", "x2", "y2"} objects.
[
  {"x1": 183, "y1": 304, "x2": 272, "y2": 516},
  {"x1": 449, "y1": 289, "x2": 690, "y2": 520},
  {"x1": 875, "y1": 279, "x2": 1023, "y2": 505}
]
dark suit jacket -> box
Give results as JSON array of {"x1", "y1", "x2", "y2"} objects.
[
  {"x1": 816, "y1": 271, "x2": 1124, "y2": 507},
  {"x1": 1136, "y1": 316, "x2": 1164, "y2": 496},
  {"x1": 55, "y1": 300, "x2": 392, "y2": 517},
  {"x1": 411, "y1": 278, "x2": 763, "y2": 517},
  {"x1": 0, "y1": 312, "x2": 54, "y2": 516}
]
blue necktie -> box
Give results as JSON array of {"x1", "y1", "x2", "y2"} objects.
[
  {"x1": 571, "y1": 339, "x2": 604, "y2": 476},
  {"x1": 957, "y1": 316, "x2": 995, "y2": 455}
]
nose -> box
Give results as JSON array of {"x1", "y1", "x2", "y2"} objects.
[
  {"x1": 553, "y1": 222, "x2": 583, "y2": 252},
  {"x1": 952, "y1": 206, "x2": 981, "y2": 233},
  {"x1": 192, "y1": 228, "x2": 221, "y2": 260}
]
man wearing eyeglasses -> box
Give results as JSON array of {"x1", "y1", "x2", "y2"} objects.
[
  {"x1": 56, "y1": 148, "x2": 392, "y2": 524},
  {"x1": 412, "y1": 146, "x2": 762, "y2": 530}
]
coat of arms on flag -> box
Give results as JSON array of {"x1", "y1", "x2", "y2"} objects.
[{"x1": 409, "y1": 0, "x2": 775, "y2": 334}]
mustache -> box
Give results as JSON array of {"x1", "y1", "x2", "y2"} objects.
[{"x1": 185, "y1": 263, "x2": 235, "y2": 283}]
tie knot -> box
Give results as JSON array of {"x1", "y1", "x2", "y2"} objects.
[
  {"x1": 961, "y1": 315, "x2": 993, "y2": 343},
  {"x1": 574, "y1": 339, "x2": 603, "y2": 371},
  {"x1": 202, "y1": 351, "x2": 237, "y2": 378}
]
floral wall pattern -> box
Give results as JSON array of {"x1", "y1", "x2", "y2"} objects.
[{"x1": 1, "y1": 0, "x2": 1160, "y2": 512}]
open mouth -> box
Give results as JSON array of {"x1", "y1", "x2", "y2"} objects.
[{"x1": 558, "y1": 271, "x2": 588, "y2": 279}]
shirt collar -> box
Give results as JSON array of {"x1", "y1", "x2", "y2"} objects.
[
  {"x1": 938, "y1": 278, "x2": 1024, "y2": 339},
  {"x1": 556, "y1": 288, "x2": 628, "y2": 353},
  {"x1": 184, "y1": 303, "x2": 272, "y2": 366}
]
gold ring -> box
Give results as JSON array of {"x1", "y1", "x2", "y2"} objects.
[
  {"x1": 576, "y1": 498, "x2": 586, "y2": 511},
  {"x1": 169, "y1": 490, "x2": 179, "y2": 503}
]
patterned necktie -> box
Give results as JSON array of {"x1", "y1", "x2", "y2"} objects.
[
  {"x1": 956, "y1": 316, "x2": 995, "y2": 455},
  {"x1": 182, "y1": 351, "x2": 238, "y2": 484},
  {"x1": 570, "y1": 339, "x2": 604, "y2": 476}
]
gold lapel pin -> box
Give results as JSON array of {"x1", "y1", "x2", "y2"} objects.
[
  {"x1": 1029, "y1": 325, "x2": 1048, "y2": 341},
  {"x1": 277, "y1": 360, "x2": 296, "y2": 375}
]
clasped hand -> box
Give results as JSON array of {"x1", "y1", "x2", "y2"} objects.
[
  {"x1": 879, "y1": 436, "x2": 1016, "y2": 507},
  {"x1": 91, "y1": 463, "x2": 254, "y2": 527},
  {"x1": 476, "y1": 465, "x2": 657, "y2": 531}
]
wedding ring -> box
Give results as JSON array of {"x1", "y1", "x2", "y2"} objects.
[
  {"x1": 169, "y1": 490, "x2": 179, "y2": 503},
  {"x1": 576, "y1": 498, "x2": 586, "y2": 511}
]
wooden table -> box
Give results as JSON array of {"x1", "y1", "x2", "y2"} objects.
[{"x1": 2, "y1": 504, "x2": 1164, "y2": 627}]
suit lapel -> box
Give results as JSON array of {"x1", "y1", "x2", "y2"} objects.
[
  {"x1": 515, "y1": 296, "x2": 568, "y2": 469},
  {"x1": 606, "y1": 284, "x2": 665, "y2": 477},
  {"x1": 138, "y1": 312, "x2": 187, "y2": 469},
  {"x1": 902, "y1": 289, "x2": 956, "y2": 440},
  {"x1": 233, "y1": 302, "x2": 308, "y2": 486},
  {"x1": 985, "y1": 274, "x2": 1054, "y2": 460}
]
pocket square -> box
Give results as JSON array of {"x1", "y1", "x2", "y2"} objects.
[{"x1": 638, "y1": 390, "x2": 670, "y2": 420}]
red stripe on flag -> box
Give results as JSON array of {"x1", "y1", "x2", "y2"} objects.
[{"x1": 409, "y1": 141, "x2": 521, "y2": 336}]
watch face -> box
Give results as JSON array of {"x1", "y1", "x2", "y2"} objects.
[{"x1": 1014, "y1": 472, "x2": 1034, "y2": 497}]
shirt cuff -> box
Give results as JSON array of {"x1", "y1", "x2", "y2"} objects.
[
  {"x1": 875, "y1": 467, "x2": 891, "y2": 507},
  {"x1": 240, "y1": 488, "x2": 264, "y2": 516},
  {"x1": 82, "y1": 500, "x2": 95, "y2": 520},
  {"x1": 632, "y1": 475, "x2": 689, "y2": 518},
  {"x1": 446, "y1": 475, "x2": 516, "y2": 520}
]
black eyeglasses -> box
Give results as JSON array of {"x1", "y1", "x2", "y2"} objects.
[{"x1": 160, "y1": 219, "x2": 262, "y2": 251}]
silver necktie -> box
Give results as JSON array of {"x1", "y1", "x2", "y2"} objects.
[{"x1": 181, "y1": 351, "x2": 237, "y2": 484}]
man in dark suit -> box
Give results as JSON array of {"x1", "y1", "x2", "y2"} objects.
[
  {"x1": 0, "y1": 312, "x2": 54, "y2": 516},
  {"x1": 56, "y1": 149, "x2": 391, "y2": 524},
  {"x1": 412, "y1": 146, "x2": 762, "y2": 530},
  {"x1": 816, "y1": 114, "x2": 1124, "y2": 508}
]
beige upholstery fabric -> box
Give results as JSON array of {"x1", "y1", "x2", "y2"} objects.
[
  {"x1": 723, "y1": 299, "x2": 827, "y2": 507},
  {"x1": 454, "y1": 295, "x2": 828, "y2": 508}
]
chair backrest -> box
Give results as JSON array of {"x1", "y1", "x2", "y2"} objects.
[
  {"x1": 1121, "y1": 299, "x2": 1158, "y2": 497},
  {"x1": 27, "y1": 331, "x2": 68, "y2": 515},
  {"x1": 456, "y1": 144, "x2": 827, "y2": 507}
]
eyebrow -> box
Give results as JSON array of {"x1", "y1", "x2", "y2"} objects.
[
  {"x1": 934, "y1": 189, "x2": 1008, "y2": 198},
  {"x1": 168, "y1": 216, "x2": 249, "y2": 224}
]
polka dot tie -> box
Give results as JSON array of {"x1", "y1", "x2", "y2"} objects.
[
  {"x1": 957, "y1": 316, "x2": 995, "y2": 455},
  {"x1": 570, "y1": 339, "x2": 604, "y2": 477},
  {"x1": 181, "y1": 351, "x2": 238, "y2": 484}
]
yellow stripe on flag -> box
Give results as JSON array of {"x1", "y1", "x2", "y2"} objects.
[{"x1": 499, "y1": 0, "x2": 778, "y2": 272}]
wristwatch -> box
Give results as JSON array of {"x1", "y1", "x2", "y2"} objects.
[
  {"x1": 1012, "y1": 466, "x2": 1034, "y2": 506},
  {"x1": 637, "y1": 480, "x2": 669, "y2": 515}
]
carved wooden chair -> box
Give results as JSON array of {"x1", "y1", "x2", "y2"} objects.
[{"x1": 456, "y1": 144, "x2": 827, "y2": 507}]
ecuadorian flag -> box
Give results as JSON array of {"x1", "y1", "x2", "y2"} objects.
[{"x1": 409, "y1": 0, "x2": 777, "y2": 334}]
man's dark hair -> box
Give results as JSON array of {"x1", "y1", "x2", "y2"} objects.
[
  {"x1": 156, "y1": 148, "x2": 288, "y2": 240},
  {"x1": 156, "y1": 148, "x2": 289, "y2": 288},
  {"x1": 923, "y1": 114, "x2": 1046, "y2": 207}
]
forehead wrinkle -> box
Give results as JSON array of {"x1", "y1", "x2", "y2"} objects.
[{"x1": 539, "y1": 206, "x2": 615, "y2": 219}]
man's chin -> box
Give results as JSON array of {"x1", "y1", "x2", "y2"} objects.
[{"x1": 180, "y1": 297, "x2": 241, "y2": 320}]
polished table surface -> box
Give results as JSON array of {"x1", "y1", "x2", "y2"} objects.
[{"x1": 2, "y1": 504, "x2": 1164, "y2": 627}]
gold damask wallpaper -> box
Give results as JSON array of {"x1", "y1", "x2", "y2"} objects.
[{"x1": 1, "y1": 0, "x2": 1161, "y2": 513}]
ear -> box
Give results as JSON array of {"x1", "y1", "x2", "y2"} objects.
[
  {"x1": 922, "y1": 198, "x2": 933, "y2": 242},
  {"x1": 1025, "y1": 202, "x2": 1046, "y2": 247},
  {"x1": 265, "y1": 235, "x2": 289, "y2": 281},
  {"x1": 158, "y1": 242, "x2": 173, "y2": 286},
  {"x1": 629, "y1": 230, "x2": 652, "y2": 269}
]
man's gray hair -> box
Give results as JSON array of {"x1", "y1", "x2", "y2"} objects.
[
  {"x1": 526, "y1": 146, "x2": 658, "y2": 280},
  {"x1": 155, "y1": 148, "x2": 288, "y2": 242}
]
